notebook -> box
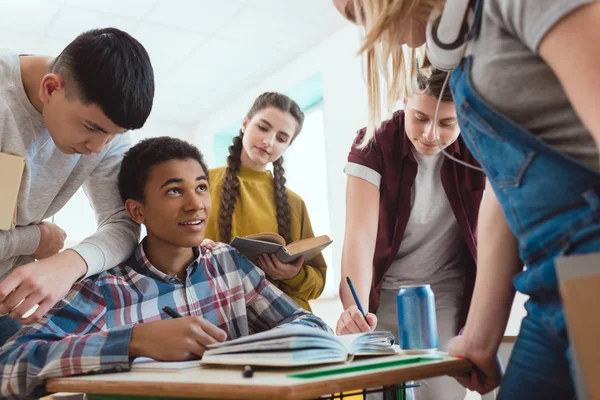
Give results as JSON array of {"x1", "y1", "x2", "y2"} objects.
[
  {"x1": 200, "y1": 325, "x2": 398, "y2": 367},
  {"x1": 556, "y1": 253, "x2": 600, "y2": 400},
  {"x1": 230, "y1": 232, "x2": 332, "y2": 263},
  {"x1": 0, "y1": 152, "x2": 25, "y2": 231}
]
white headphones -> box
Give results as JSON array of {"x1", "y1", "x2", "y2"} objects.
[
  {"x1": 426, "y1": 0, "x2": 485, "y2": 172},
  {"x1": 425, "y1": 0, "x2": 473, "y2": 71}
]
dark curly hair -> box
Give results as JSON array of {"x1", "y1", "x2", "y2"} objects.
[
  {"x1": 218, "y1": 92, "x2": 304, "y2": 243},
  {"x1": 118, "y1": 136, "x2": 208, "y2": 203}
]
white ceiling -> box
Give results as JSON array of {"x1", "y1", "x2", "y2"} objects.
[{"x1": 0, "y1": 0, "x2": 347, "y2": 125}]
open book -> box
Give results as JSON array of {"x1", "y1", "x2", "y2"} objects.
[
  {"x1": 200, "y1": 325, "x2": 398, "y2": 367},
  {"x1": 0, "y1": 153, "x2": 25, "y2": 231},
  {"x1": 230, "y1": 232, "x2": 332, "y2": 264}
]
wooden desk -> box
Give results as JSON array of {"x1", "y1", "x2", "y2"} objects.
[
  {"x1": 46, "y1": 353, "x2": 471, "y2": 400},
  {"x1": 502, "y1": 336, "x2": 517, "y2": 343}
]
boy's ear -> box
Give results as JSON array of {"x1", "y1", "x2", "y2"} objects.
[
  {"x1": 39, "y1": 73, "x2": 64, "y2": 104},
  {"x1": 125, "y1": 199, "x2": 145, "y2": 224}
]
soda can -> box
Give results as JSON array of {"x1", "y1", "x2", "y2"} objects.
[{"x1": 396, "y1": 284, "x2": 438, "y2": 353}]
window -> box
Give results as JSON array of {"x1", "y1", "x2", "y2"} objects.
[
  {"x1": 53, "y1": 187, "x2": 98, "y2": 248},
  {"x1": 283, "y1": 104, "x2": 333, "y2": 295}
]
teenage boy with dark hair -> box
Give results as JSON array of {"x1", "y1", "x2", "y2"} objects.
[
  {"x1": 0, "y1": 137, "x2": 330, "y2": 400},
  {"x1": 0, "y1": 27, "x2": 155, "y2": 343}
]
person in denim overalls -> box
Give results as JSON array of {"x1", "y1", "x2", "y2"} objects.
[{"x1": 333, "y1": 0, "x2": 600, "y2": 398}]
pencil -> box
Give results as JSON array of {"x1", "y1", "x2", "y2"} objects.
[{"x1": 346, "y1": 276, "x2": 368, "y2": 322}]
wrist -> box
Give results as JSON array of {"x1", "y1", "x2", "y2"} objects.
[
  {"x1": 61, "y1": 250, "x2": 88, "y2": 280},
  {"x1": 461, "y1": 328, "x2": 501, "y2": 360},
  {"x1": 129, "y1": 324, "x2": 145, "y2": 358}
]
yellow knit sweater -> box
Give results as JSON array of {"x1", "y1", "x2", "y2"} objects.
[{"x1": 205, "y1": 164, "x2": 327, "y2": 311}]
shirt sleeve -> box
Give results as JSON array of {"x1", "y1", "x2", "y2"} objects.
[
  {"x1": 493, "y1": 0, "x2": 598, "y2": 53},
  {"x1": 344, "y1": 162, "x2": 382, "y2": 189},
  {"x1": 230, "y1": 249, "x2": 332, "y2": 334},
  {"x1": 345, "y1": 127, "x2": 385, "y2": 188},
  {"x1": 0, "y1": 225, "x2": 40, "y2": 261},
  {"x1": 70, "y1": 133, "x2": 140, "y2": 278},
  {"x1": 0, "y1": 280, "x2": 133, "y2": 400}
]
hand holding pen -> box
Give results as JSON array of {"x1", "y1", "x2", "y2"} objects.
[
  {"x1": 335, "y1": 277, "x2": 378, "y2": 335},
  {"x1": 127, "y1": 307, "x2": 228, "y2": 361}
]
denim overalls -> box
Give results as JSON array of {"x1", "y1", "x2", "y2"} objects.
[{"x1": 450, "y1": 52, "x2": 600, "y2": 398}]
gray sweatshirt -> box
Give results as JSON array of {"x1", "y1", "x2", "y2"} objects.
[{"x1": 0, "y1": 50, "x2": 140, "y2": 280}]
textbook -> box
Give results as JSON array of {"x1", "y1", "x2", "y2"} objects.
[
  {"x1": 131, "y1": 358, "x2": 201, "y2": 372},
  {"x1": 200, "y1": 325, "x2": 398, "y2": 367},
  {"x1": 230, "y1": 232, "x2": 332, "y2": 264},
  {"x1": 0, "y1": 152, "x2": 25, "y2": 231}
]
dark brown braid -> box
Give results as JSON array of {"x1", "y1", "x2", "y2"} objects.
[
  {"x1": 272, "y1": 156, "x2": 292, "y2": 243},
  {"x1": 218, "y1": 132, "x2": 243, "y2": 242},
  {"x1": 218, "y1": 92, "x2": 304, "y2": 243}
]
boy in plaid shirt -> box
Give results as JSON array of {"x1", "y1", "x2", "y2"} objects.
[{"x1": 0, "y1": 137, "x2": 329, "y2": 399}]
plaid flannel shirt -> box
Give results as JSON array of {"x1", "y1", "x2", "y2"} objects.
[{"x1": 0, "y1": 241, "x2": 330, "y2": 399}]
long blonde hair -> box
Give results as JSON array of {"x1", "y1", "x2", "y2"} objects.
[{"x1": 353, "y1": 0, "x2": 445, "y2": 148}]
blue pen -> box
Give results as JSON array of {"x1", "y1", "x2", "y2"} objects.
[{"x1": 346, "y1": 276, "x2": 368, "y2": 322}]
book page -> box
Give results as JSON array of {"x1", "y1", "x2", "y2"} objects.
[
  {"x1": 336, "y1": 331, "x2": 397, "y2": 356},
  {"x1": 205, "y1": 336, "x2": 344, "y2": 356},
  {"x1": 244, "y1": 232, "x2": 286, "y2": 246},
  {"x1": 285, "y1": 235, "x2": 331, "y2": 255},
  {"x1": 277, "y1": 235, "x2": 332, "y2": 263},
  {"x1": 201, "y1": 349, "x2": 348, "y2": 367},
  {"x1": 201, "y1": 326, "x2": 349, "y2": 367},
  {"x1": 207, "y1": 325, "x2": 338, "y2": 350},
  {"x1": 131, "y1": 358, "x2": 201, "y2": 372}
]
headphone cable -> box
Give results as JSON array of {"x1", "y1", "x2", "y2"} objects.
[{"x1": 434, "y1": 71, "x2": 484, "y2": 172}]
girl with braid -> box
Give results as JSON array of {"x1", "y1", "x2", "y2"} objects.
[{"x1": 204, "y1": 92, "x2": 327, "y2": 311}]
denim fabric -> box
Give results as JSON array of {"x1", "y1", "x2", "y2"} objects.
[
  {"x1": 498, "y1": 315, "x2": 575, "y2": 399},
  {"x1": 450, "y1": 56, "x2": 600, "y2": 399},
  {"x1": 0, "y1": 315, "x2": 22, "y2": 346}
]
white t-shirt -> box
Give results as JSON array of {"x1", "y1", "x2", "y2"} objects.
[{"x1": 345, "y1": 149, "x2": 467, "y2": 288}]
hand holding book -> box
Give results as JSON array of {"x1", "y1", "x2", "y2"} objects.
[
  {"x1": 229, "y1": 232, "x2": 332, "y2": 264},
  {"x1": 257, "y1": 253, "x2": 304, "y2": 280}
]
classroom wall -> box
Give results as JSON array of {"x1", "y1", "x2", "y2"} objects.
[{"x1": 130, "y1": 119, "x2": 197, "y2": 145}]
